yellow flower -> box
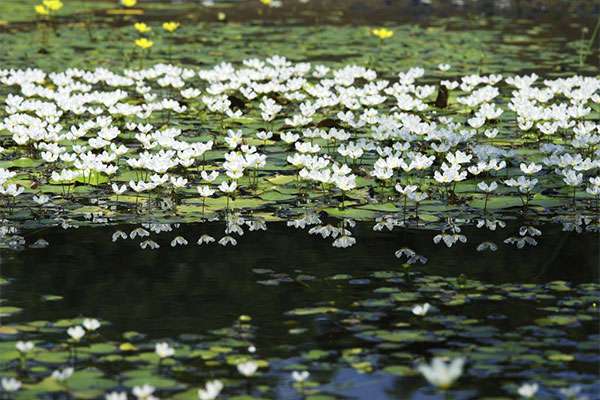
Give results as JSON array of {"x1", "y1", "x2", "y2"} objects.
[
  {"x1": 121, "y1": 0, "x2": 137, "y2": 7},
  {"x1": 260, "y1": 0, "x2": 272, "y2": 5},
  {"x1": 162, "y1": 21, "x2": 180, "y2": 32},
  {"x1": 372, "y1": 28, "x2": 394, "y2": 40},
  {"x1": 217, "y1": 12, "x2": 226, "y2": 21},
  {"x1": 34, "y1": 4, "x2": 49, "y2": 15},
  {"x1": 134, "y1": 37, "x2": 153, "y2": 49},
  {"x1": 134, "y1": 22, "x2": 151, "y2": 33},
  {"x1": 43, "y1": 0, "x2": 63, "y2": 11}
]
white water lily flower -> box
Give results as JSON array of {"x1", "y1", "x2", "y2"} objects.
[
  {"x1": 412, "y1": 303, "x2": 431, "y2": 316},
  {"x1": 32, "y1": 194, "x2": 50, "y2": 205},
  {"x1": 518, "y1": 383, "x2": 539, "y2": 398},
  {"x1": 477, "y1": 181, "x2": 498, "y2": 193},
  {"x1": 67, "y1": 326, "x2": 85, "y2": 341},
  {"x1": 197, "y1": 185, "x2": 215, "y2": 197},
  {"x1": 82, "y1": 318, "x2": 101, "y2": 331},
  {"x1": 418, "y1": 357, "x2": 465, "y2": 389},
  {"x1": 155, "y1": 342, "x2": 175, "y2": 358},
  {"x1": 132, "y1": 384, "x2": 156, "y2": 399},
  {"x1": 197, "y1": 380, "x2": 223, "y2": 400},
  {"x1": 291, "y1": 370, "x2": 310, "y2": 382},
  {"x1": 237, "y1": 360, "x2": 259, "y2": 377},
  {"x1": 51, "y1": 367, "x2": 74, "y2": 381},
  {"x1": 408, "y1": 191, "x2": 428, "y2": 202},
  {"x1": 16, "y1": 341, "x2": 34, "y2": 353},
  {"x1": 256, "y1": 130, "x2": 273, "y2": 141},
  {"x1": 395, "y1": 184, "x2": 417, "y2": 195},
  {"x1": 1, "y1": 377, "x2": 21, "y2": 392},
  {"x1": 201, "y1": 170, "x2": 219, "y2": 182},
  {"x1": 562, "y1": 170, "x2": 583, "y2": 187},
  {"x1": 520, "y1": 162, "x2": 542, "y2": 175},
  {"x1": 219, "y1": 180, "x2": 237, "y2": 194},
  {"x1": 1, "y1": 184, "x2": 24, "y2": 197},
  {"x1": 105, "y1": 391, "x2": 128, "y2": 400},
  {"x1": 170, "y1": 176, "x2": 188, "y2": 188},
  {"x1": 483, "y1": 128, "x2": 498, "y2": 138}
]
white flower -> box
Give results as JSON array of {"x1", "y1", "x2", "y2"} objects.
[
  {"x1": 291, "y1": 371, "x2": 310, "y2": 383},
  {"x1": 201, "y1": 170, "x2": 219, "y2": 182},
  {"x1": 112, "y1": 183, "x2": 127, "y2": 195},
  {"x1": 51, "y1": 367, "x2": 74, "y2": 381},
  {"x1": 1, "y1": 377, "x2": 21, "y2": 392},
  {"x1": 16, "y1": 341, "x2": 34, "y2": 353},
  {"x1": 237, "y1": 360, "x2": 259, "y2": 377},
  {"x1": 155, "y1": 342, "x2": 175, "y2": 358},
  {"x1": 407, "y1": 191, "x2": 428, "y2": 202},
  {"x1": 197, "y1": 380, "x2": 224, "y2": 400},
  {"x1": 170, "y1": 176, "x2": 188, "y2": 188},
  {"x1": 395, "y1": 184, "x2": 417, "y2": 195},
  {"x1": 32, "y1": 194, "x2": 50, "y2": 205},
  {"x1": 219, "y1": 180, "x2": 237, "y2": 194},
  {"x1": 520, "y1": 162, "x2": 542, "y2": 175},
  {"x1": 256, "y1": 130, "x2": 273, "y2": 141},
  {"x1": 132, "y1": 384, "x2": 155, "y2": 399},
  {"x1": 562, "y1": 170, "x2": 583, "y2": 187},
  {"x1": 412, "y1": 303, "x2": 431, "y2": 316},
  {"x1": 105, "y1": 392, "x2": 128, "y2": 400},
  {"x1": 197, "y1": 185, "x2": 215, "y2": 197},
  {"x1": 438, "y1": 63, "x2": 451, "y2": 71},
  {"x1": 477, "y1": 181, "x2": 498, "y2": 193},
  {"x1": 1, "y1": 184, "x2": 24, "y2": 197},
  {"x1": 67, "y1": 326, "x2": 85, "y2": 342},
  {"x1": 83, "y1": 318, "x2": 101, "y2": 331},
  {"x1": 518, "y1": 383, "x2": 539, "y2": 398},
  {"x1": 417, "y1": 357, "x2": 465, "y2": 389}
]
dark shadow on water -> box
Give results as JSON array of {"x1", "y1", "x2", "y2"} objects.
[{"x1": 1, "y1": 221, "x2": 598, "y2": 341}]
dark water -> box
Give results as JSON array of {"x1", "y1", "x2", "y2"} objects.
[
  {"x1": 2, "y1": 222, "x2": 598, "y2": 340},
  {"x1": 1, "y1": 222, "x2": 599, "y2": 398}
]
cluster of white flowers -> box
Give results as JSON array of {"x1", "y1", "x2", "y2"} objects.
[{"x1": 0, "y1": 60, "x2": 598, "y2": 224}]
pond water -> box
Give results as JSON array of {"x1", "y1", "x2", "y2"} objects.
[
  {"x1": 1, "y1": 220, "x2": 599, "y2": 399},
  {"x1": 0, "y1": 0, "x2": 599, "y2": 399}
]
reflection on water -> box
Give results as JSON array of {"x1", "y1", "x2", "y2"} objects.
[
  {"x1": 1, "y1": 218, "x2": 598, "y2": 399},
  {"x1": 2, "y1": 218, "x2": 597, "y2": 338}
]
